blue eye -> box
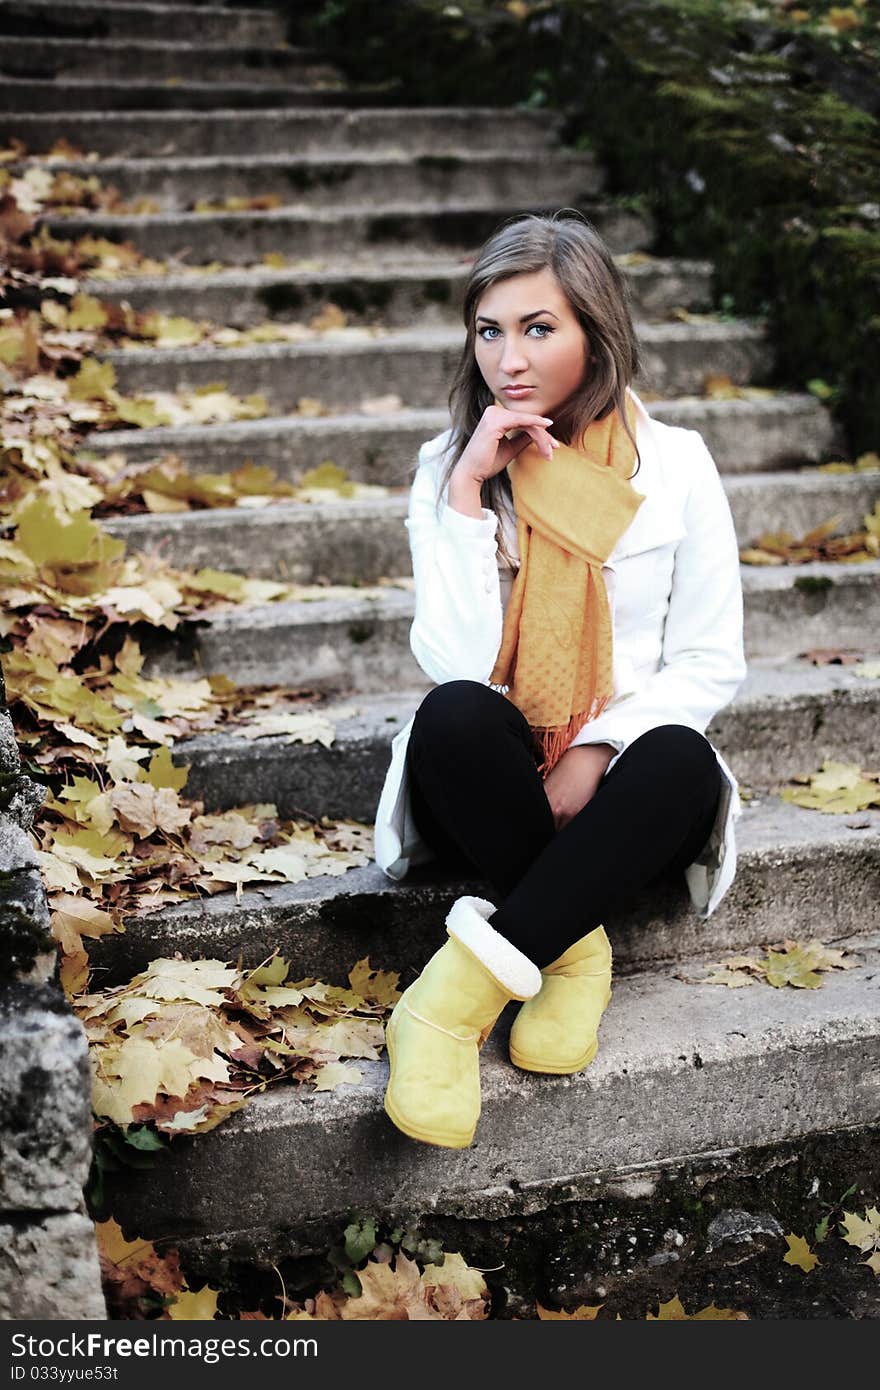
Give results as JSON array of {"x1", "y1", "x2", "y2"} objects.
[{"x1": 477, "y1": 323, "x2": 553, "y2": 341}]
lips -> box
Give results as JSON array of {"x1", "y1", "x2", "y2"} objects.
[{"x1": 502, "y1": 386, "x2": 534, "y2": 396}]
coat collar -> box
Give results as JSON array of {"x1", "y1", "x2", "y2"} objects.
[{"x1": 604, "y1": 388, "x2": 686, "y2": 566}]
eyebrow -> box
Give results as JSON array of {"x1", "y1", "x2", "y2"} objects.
[{"x1": 475, "y1": 309, "x2": 560, "y2": 325}]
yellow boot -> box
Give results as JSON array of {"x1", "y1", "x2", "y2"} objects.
[
  {"x1": 508, "y1": 925, "x2": 612, "y2": 1074},
  {"x1": 384, "y1": 894, "x2": 542, "y2": 1148}
]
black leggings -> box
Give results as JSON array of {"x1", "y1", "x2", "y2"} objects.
[{"x1": 405, "y1": 680, "x2": 723, "y2": 969}]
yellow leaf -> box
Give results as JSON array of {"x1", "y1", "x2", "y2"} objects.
[
  {"x1": 757, "y1": 944, "x2": 823, "y2": 989},
  {"x1": 35, "y1": 849, "x2": 82, "y2": 893},
  {"x1": 113, "y1": 395, "x2": 167, "y2": 428},
  {"x1": 702, "y1": 967, "x2": 755, "y2": 988},
  {"x1": 50, "y1": 893, "x2": 120, "y2": 941},
  {"x1": 348, "y1": 957, "x2": 401, "y2": 1006},
  {"x1": 145, "y1": 743, "x2": 189, "y2": 792},
  {"x1": 536, "y1": 1301, "x2": 603, "y2": 1320},
  {"x1": 311, "y1": 1062, "x2": 363, "y2": 1091},
  {"x1": 739, "y1": 547, "x2": 786, "y2": 566},
  {"x1": 839, "y1": 1207, "x2": 880, "y2": 1252},
  {"x1": 50, "y1": 825, "x2": 130, "y2": 879},
  {"x1": 104, "y1": 734, "x2": 151, "y2": 783},
  {"x1": 703, "y1": 374, "x2": 742, "y2": 400},
  {"x1": 647, "y1": 1294, "x2": 747, "y2": 1319},
  {"x1": 296, "y1": 396, "x2": 325, "y2": 417},
  {"x1": 67, "y1": 357, "x2": 117, "y2": 401},
  {"x1": 421, "y1": 1252, "x2": 487, "y2": 1300},
  {"x1": 132, "y1": 958, "x2": 239, "y2": 1008},
  {"x1": 305, "y1": 303, "x2": 346, "y2": 332},
  {"x1": 780, "y1": 759, "x2": 880, "y2": 814},
  {"x1": 143, "y1": 489, "x2": 190, "y2": 513},
  {"x1": 168, "y1": 1285, "x2": 219, "y2": 1320},
  {"x1": 826, "y1": 7, "x2": 862, "y2": 31},
  {"x1": 92, "y1": 1034, "x2": 197, "y2": 1124},
  {"x1": 783, "y1": 1233, "x2": 819, "y2": 1272},
  {"x1": 61, "y1": 947, "x2": 89, "y2": 999},
  {"x1": 110, "y1": 781, "x2": 192, "y2": 836},
  {"x1": 15, "y1": 494, "x2": 125, "y2": 570},
  {"x1": 67, "y1": 293, "x2": 109, "y2": 331},
  {"x1": 116, "y1": 635, "x2": 145, "y2": 676}
]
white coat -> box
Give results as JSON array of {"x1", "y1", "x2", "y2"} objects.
[{"x1": 373, "y1": 386, "x2": 749, "y2": 917}]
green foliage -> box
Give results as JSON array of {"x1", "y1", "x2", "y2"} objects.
[
  {"x1": 296, "y1": 0, "x2": 879, "y2": 451},
  {"x1": 86, "y1": 1120, "x2": 169, "y2": 1216}
]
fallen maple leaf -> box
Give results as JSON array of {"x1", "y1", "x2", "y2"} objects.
[
  {"x1": 780, "y1": 759, "x2": 880, "y2": 814},
  {"x1": 839, "y1": 1206, "x2": 880, "y2": 1275},
  {"x1": 536, "y1": 1301, "x2": 604, "y2": 1319},
  {"x1": 783, "y1": 1233, "x2": 819, "y2": 1272},
  {"x1": 168, "y1": 1285, "x2": 220, "y2": 1320},
  {"x1": 647, "y1": 1294, "x2": 748, "y2": 1319}
]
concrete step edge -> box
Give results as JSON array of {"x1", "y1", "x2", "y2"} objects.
[
  {"x1": 142, "y1": 557, "x2": 880, "y2": 633},
  {"x1": 101, "y1": 468, "x2": 879, "y2": 560},
  {"x1": 97, "y1": 318, "x2": 768, "y2": 370},
  {"x1": 81, "y1": 393, "x2": 833, "y2": 452},
  {"x1": 95, "y1": 929, "x2": 880, "y2": 1248},
  {"x1": 0, "y1": 35, "x2": 320, "y2": 55},
  {"x1": 46, "y1": 193, "x2": 646, "y2": 228},
  {"x1": 87, "y1": 799, "x2": 880, "y2": 986},
  {"x1": 78, "y1": 253, "x2": 714, "y2": 294},
  {"x1": 9, "y1": 150, "x2": 597, "y2": 172}
]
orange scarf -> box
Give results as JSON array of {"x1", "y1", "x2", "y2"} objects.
[{"x1": 489, "y1": 395, "x2": 645, "y2": 776}]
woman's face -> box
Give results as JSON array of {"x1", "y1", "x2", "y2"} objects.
[{"x1": 474, "y1": 267, "x2": 591, "y2": 421}]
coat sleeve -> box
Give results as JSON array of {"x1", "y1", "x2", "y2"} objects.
[
  {"x1": 568, "y1": 432, "x2": 747, "y2": 756},
  {"x1": 405, "y1": 436, "x2": 505, "y2": 686}
]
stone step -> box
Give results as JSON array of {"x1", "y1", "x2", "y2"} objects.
[
  {"x1": 158, "y1": 652, "x2": 880, "y2": 824},
  {"x1": 45, "y1": 197, "x2": 653, "y2": 264},
  {"x1": 103, "y1": 469, "x2": 880, "y2": 584},
  {"x1": 5, "y1": 106, "x2": 566, "y2": 158},
  {"x1": 79, "y1": 253, "x2": 712, "y2": 328},
  {"x1": 0, "y1": 77, "x2": 391, "y2": 111},
  {"x1": 0, "y1": 36, "x2": 342, "y2": 83},
  {"x1": 0, "y1": 0, "x2": 284, "y2": 45},
  {"x1": 78, "y1": 394, "x2": 843, "y2": 479},
  {"x1": 138, "y1": 559, "x2": 880, "y2": 693},
  {"x1": 95, "y1": 927, "x2": 880, "y2": 1271},
  {"x1": 87, "y1": 793, "x2": 880, "y2": 982},
  {"x1": 94, "y1": 320, "x2": 771, "y2": 414},
  {"x1": 15, "y1": 148, "x2": 605, "y2": 211}
]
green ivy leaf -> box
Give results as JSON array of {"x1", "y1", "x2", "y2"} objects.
[{"x1": 344, "y1": 1215, "x2": 377, "y2": 1266}]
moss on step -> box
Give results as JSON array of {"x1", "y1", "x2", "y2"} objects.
[{"x1": 794, "y1": 575, "x2": 834, "y2": 594}]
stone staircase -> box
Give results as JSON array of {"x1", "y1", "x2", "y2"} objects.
[{"x1": 4, "y1": 0, "x2": 880, "y2": 1299}]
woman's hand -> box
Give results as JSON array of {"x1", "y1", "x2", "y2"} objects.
[
  {"x1": 542, "y1": 743, "x2": 618, "y2": 831},
  {"x1": 455, "y1": 404, "x2": 561, "y2": 485}
]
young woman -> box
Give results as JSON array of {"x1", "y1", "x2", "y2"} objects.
[{"x1": 373, "y1": 210, "x2": 747, "y2": 1150}]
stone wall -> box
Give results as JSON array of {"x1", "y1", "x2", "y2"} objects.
[{"x1": 0, "y1": 678, "x2": 106, "y2": 1319}]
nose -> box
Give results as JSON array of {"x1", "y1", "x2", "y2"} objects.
[{"x1": 498, "y1": 338, "x2": 530, "y2": 374}]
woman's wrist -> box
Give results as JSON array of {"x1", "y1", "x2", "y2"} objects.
[{"x1": 447, "y1": 468, "x2": 485, "y2": 519}]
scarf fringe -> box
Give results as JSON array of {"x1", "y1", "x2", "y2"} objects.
[{"x1": 532, "y1": 691, "x2": 613, "y2": 778}]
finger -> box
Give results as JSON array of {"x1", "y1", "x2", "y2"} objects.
[{"x1": 507, "y1": 425, "x2": 558, "y2": 461}]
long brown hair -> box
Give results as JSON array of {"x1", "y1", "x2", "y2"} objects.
[{"x1": 426, "y1": 209, "x2": 643, "y2": 567}]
